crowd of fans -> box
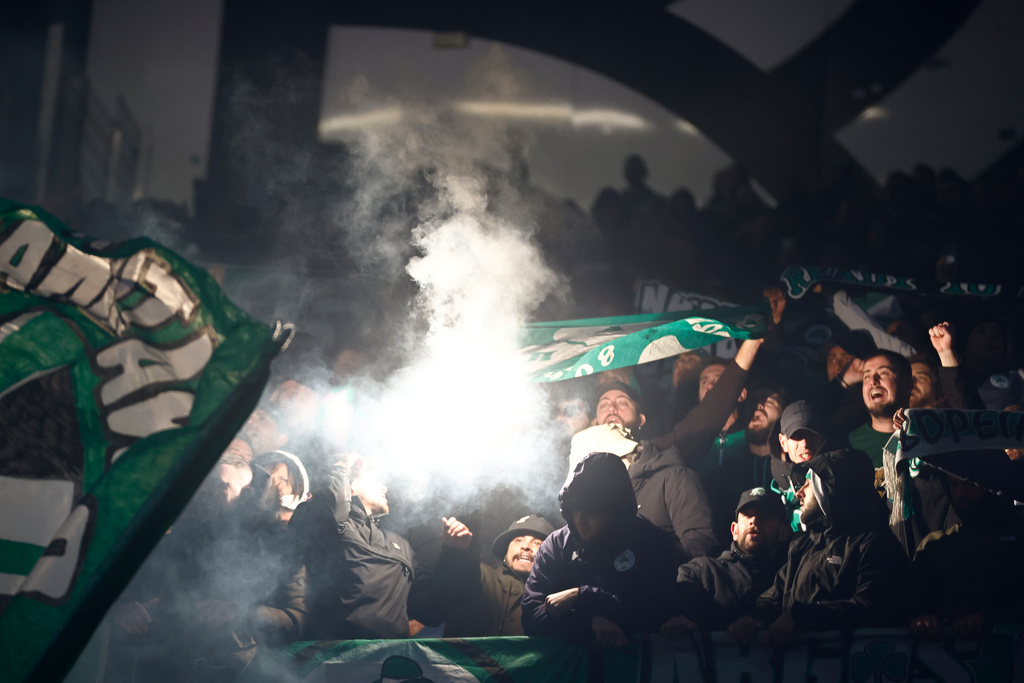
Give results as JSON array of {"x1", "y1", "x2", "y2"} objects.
[{"x1": 90, "y1": 154, "x2": 1024, "y2": 681}]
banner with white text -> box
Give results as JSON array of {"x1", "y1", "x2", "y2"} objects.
[
  {"x1": 0, "y1": 198, "x2": 283, "y2": 683},
  {"x1": 779, "y1": 265, "x2": 1020, "y2": 300},
  {"x1": 521, "y1": 305, "x2": 768, "y2": 383}
]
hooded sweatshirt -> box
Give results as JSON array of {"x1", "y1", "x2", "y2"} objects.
[
  {"x1": 521, "y1": 452, "x2": 678, "y2": 641},
  {"x1": 753, "y1": 449, "x2": 910, "y2": 630}
]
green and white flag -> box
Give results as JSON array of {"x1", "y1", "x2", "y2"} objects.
[
  {"x1": 779, "y1": 265, "x2": 1017, "y2": 300},
  {"x1": 250, "y1": 637, "x2": 589, "y2": 683},
  {"x1": 895, "y1": 409, "x2": 1024, "y2": 459},
  {"x1": 521, "y1": 304, "x2": 768, "y2": 383},
  {"x1": 883, "y1": 409, "x2": 1024, "y2": 505},
  {"x1": 247, "y1": 628, "x2": 1020, "y2": 682},
  {"x1": 0, "y1": 199, "x2": 283, "y2": 683}
]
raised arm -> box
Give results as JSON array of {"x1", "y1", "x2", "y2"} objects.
[
  {"x1": 653, "y1": 338, "x2": 763, "y2": 466},
  {"x1": 931, "y1": 322, "x2": 985, "y2": 410}
]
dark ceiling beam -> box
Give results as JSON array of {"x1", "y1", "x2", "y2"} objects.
[
  {"x1": 329, "y1": 0, "x2": 981, "y2": 196},
  {"x1": 206, "y1": 0, "x2": 980, "y2": 206}
]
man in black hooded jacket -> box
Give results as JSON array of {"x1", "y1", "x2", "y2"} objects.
[
  {"x1": 521, "y1": 452, "x2": 679, "y2": 647},
  {"x1": 729, "y1": 448, "x2": 910, "y2": 645}
]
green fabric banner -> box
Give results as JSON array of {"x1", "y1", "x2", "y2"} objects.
[
  {"x1": 245, "y1": 629, "x2": 1021, "y2": 682},
  {"x1": 0, "y1": 199, "x2": 283, "y2": 683},
  {"x1": 521, "y1": 304, "x2": 768, "y2": 383},
  {"x1": 253, "y1": 637, "x2": 589, "y2": 683},
  {"x1": 779, "y1": 265, "x2": 1018, "y2": 300}
]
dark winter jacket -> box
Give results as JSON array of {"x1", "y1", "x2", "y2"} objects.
[
  {"x1": 630, "y1": 441, "x2": 718, "y2": 561},
  {"x1": 290, "y1": 463, "x2": 415, "y2": 640},
  {"x1": 675, "y1": 541, "x2": 786, "y2": 630},
  {"x1": 409, "y1": 546, "x2": 529, "y2": 637},
  {"x1": 521, "y1": 452, "x2": 679, "y2": 641},
  {"x1": 753, "y1": 449, "x2": 911, "y2": 630}
]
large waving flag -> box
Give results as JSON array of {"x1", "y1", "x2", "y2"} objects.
[
  {"x1": 521, "y1": 303, "x2": 768, "y2": 382},
  {"x1": 0, "y1": 199, "x2": 284, "y2": 683}
]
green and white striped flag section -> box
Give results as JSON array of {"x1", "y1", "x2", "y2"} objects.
[
  {"x1": 0, "y1": 198, "x2": 283, "y2": 683},
  {"x1": 521, "y1": 304, "x2": 768, "y2": 382},
  {"x1": 245, "y1": 628, "x2": 1019, "y2": 682}
]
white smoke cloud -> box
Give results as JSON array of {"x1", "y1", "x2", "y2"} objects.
[
  {"x1": 215, "y1": 52, "x2": 576, "y2": 514},
  {"x1": 327, "y1": 71, "x2": 571, "y2": 512}
]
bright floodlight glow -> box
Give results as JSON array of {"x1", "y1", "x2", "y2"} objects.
[
  {"x1": 453, "y1": 101, "x2": 573, "y2": 120},
  {"x1": 454, "y1": 101, "x2": 650, "y2": 131},
  {"x1": 319, "y1": 107, "x2": 405, "y2": 134},
  {"x1": 860, "y1": 106, "x2": 889, "y2": 121},
  {"x1": 572, "y1": 109, "x2": 649, "y2": 130},
  {"x1": 675, "y1": 119, "x2": 701, "y2": 136}
]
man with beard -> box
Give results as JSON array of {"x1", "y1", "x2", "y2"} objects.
[
  {"x1": 409, "y1": 514, "x2": 554, "y2": 636},
  {"x1": 649, "y1": 338, "x2": 766, "y2": 473},
  {"x1": 848, "y1": 350, "x2": 913, "y2": 468},
  {"x1": 728, "y1": 449, "x2": 910, "y2": 646},
  {"x1": 662, "y1": 488, "x2": 789, "y2": 634},
  {"x1": 908, "y1": 355, "x2": 945, "y2": 409},
  {"x1": 851, "y1": 349, "x2": 958, "y2": 553},
  {"x1": 578, "y1": 381, "x2": 717, "y2": 561},
  {"x1": 702, "y1": 390, "x2": 788, "y2": 544}
]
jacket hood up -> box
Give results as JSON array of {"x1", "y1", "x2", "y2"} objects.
[
  {"x1": 559, "y1": 452, "x2": 637, "y2": 534},
  {"x1": 805, "y1": 448, "x2": 889, "y2": 535}
]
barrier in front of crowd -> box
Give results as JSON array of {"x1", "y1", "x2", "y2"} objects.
[{"x1": 243, "y1": 626, "x2": 1022, "y2": 682}]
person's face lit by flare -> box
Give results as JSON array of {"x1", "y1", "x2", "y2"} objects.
[
  {"x1": 504, "y1": 535, "x2": 543, "y2": 576},
  {"x1": 862, "y1": 355, "x2": 901, "y2": 418},
  {"x1": 779, "y1": 429, "x2": 823, "y2": 464},
  {"x1": 698, "y1": 364, "x2": 726, "y2": 402},
  {"x1": 595, "y1": 389, "x2": 644, "y2": 432},
  {"x1": 352, "y1": 470, "x2": 389, "y2": 516}
]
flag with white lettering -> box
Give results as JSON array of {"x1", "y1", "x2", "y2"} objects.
[
  {"x1": 780, "y1": 265, "x2": 1018, "y2": 300},
  {"x1": 886, "y1": 409, "x2": 1024, "y2": 499},
  {"x1": 0, "y1": 199, "x2": 284, "y2": 683},
  {"x1": 521, "y1": 304, "x2": 768, "y2": 382}
]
